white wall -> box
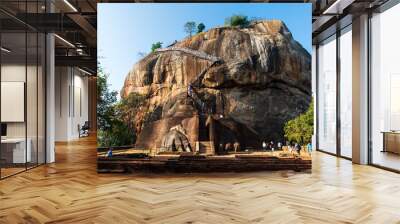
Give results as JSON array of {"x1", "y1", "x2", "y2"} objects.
[
  {"x1": 1, "y1": 63, "x2": 46, "y2": 164},
  {"x1": 1, "y1": 65, "x2": 36, "y2": 138},
  {"x1": 55, "y1": 67, "x2": 69, "y2": 141},
  {"x1": 55, "y1": 67, "x2": 89, "y2": 141}
]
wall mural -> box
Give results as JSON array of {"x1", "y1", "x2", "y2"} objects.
[{"x1": 97, "y1": 3, "x2": 313, "y2": 172}]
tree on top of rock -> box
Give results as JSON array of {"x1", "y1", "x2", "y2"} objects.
[
  {"x1": 225, "y1": 14, "x2": 250, "y2": 28},
  {"x1": 197, "y1": 23, "x2": 205, "y2": 33},
  {"x1": 184, "y1": 21, "x2": 196, "y2": 37},
  {"x1": 151, "y1": 42, "x2": 163, "y2": 52}
]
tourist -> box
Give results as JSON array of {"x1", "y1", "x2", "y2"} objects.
[
  {"x1": 106, "y1": 148, "x2": 113, "y2": 158},
  {"x1": 185, "y1": 145, "x2": 192, "y2": 152},
  {"x1": 225, "y1": 143, "x2": 233, "y2": 152},
  {"x1": 295, "y1": 143, "x2": 301, "y2": 155},
  {"x1": 266, "y1": 141, "x2": 271, "y2": 151},
  {"x1": 307, "y1": 142, "x2": 312, "y2": 154},
  {"x1": 233, "y1": 142, "x2": 240, "y2": 152},
  {"x1": 262, "y1": 141, "x2": 267, "y2": 150},
  {"x1": 285, "y1": 141, "x2": 291, "y2": 152},
  {"x1": 187, "y1": 84, "x2": 193, "y2": 97},
  {"x1": 277, "y1": 142, "x2": 282, "y2": 150},
  {"x1": 270, "y1": 141, "x2": 275, "y2": 151},
  {"x1": 290, "y1": 141, "x2": 295, "y2": 152}
]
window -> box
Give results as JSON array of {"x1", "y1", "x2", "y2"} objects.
[
  {"x1": 0, "y1": 2, "x2": 46, "y2": 179},
  {"x1": 370, "y1": 3, "x2": 400, "y2": 171},
  {"x1": 317, "y1": 35, "x2": 337, "y2": 154},
  {"x1": 339, "y1": 26, "x2": 352, "y2": 158}
]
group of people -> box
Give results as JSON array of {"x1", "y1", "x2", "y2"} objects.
[
  {"x1": 262, "y1": 141, "x2": 282, "y2": 151},
  {"x1": 262, "y1": 141, "x2": 313, "y2": 155},
  {"x1": 215, "y1": 140, "x2": 313, "y2": 155},
  {"x1": 218, "y1": 142, "x2": 241, "y2": 153},
  {"x1": 287, "y1": 142, "x2": 303, "y2": 154}
]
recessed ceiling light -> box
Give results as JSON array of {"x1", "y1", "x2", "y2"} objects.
[
  {"x1": 322, "y1": 0, "x2": 354, "y2": 15},
  {"x1": 54, "y1": 34, "x2": 75, "y2": 48},
  {"x1": 78, "y1": 67, "x2": 93, "y2": 76},
  {"x1": 1, "y1": 47, "x2": 11, "y2": 53},
  {"x1": 63, "y1": 0, "x2": 78, "y2": 12}
]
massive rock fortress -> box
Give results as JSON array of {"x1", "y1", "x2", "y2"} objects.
[{"x1": 121, "y1": 20, "x2": 311, "y2": 151}]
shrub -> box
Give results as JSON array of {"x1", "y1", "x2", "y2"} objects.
[
  {"x1": 97, "y1": 64, "x2": 146, "y2": 147},
  {"x1": 284, "y1": 99, "x2": 314, "y2": 145},
  {"x1": 225, "y1": 15, "x2": 250, "y2": 28},
  {"x1": 151, "y1": 41, "x2": 163, "y2": 52},
  {"x1": 197, "y1": 23, "x2": 205, "y2": 33}
]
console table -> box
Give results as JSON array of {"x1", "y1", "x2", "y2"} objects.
[
  {"x1": 382, "y1": 131, "x2": 400, "y2": 154},
  {"x1": 1, "y1": 138, "x2": 32, "y2": 164}
]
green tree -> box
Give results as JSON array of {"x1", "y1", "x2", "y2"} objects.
[
  {"x1": 184, "y1": 21, "x2": 196, "y2": 37},
  {"x1": 97, "y1": 64, "x2": 146, "y2": 147},
  {"x1": 97, "y1": 64, "x2": 118, "y2": 136},
  {"x1": 284, "y1": 100, "x2": 314, "y2": 145},
  {"x1": 225, "y1": 14, "x2": 250, "y2": 28},
  {"x1": 197, "y1": 23, "x2": 205, "y2": 33},
  {"x1": 151, "y1": 41, "x2": 163, "y2": 52},
  {"x1": 117, "y1": 92, "x2": 146, "y2": 134}
]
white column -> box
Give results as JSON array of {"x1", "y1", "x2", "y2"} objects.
[
  {"x1": 46, "y1": 32, "x2": 55, "y2": 163},
  {"x1": 55, "y1": 67, "x2": 73, "y2": 141},
  {"x1": 352, "y1": 14, "x2": 369, "y2": 164},
  {"x1": 312, "y1": 45, "x2": 317, "y2": 150}
]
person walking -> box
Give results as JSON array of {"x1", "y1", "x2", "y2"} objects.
[
  {"x1": 187, "y1": 84, "x2": 193, "y2": 98},
  {"x1": 288, "y1": 141, "x2": 294, "y2": 153},
  {"x1": 307, "y1": 142, "x2": 312, "y2": 154},
  {"x1": 295, "y1": 143, "x2": 301, "y2": 155},
  {"x1": 106, "y1": 148, "x2": 113, "y2": 158},
  {"x1": 225, "y1": 143, "x2": 233, "y2": 152},
  {"x1": 234, "y1": 142, "x2": 240, "y2": 153},
  {"x1": 277, "y1": 142, "x2": 282, "y2": 150},
  {"x1": 262, "y1": 141, "x2": 267, "y2": 151}
]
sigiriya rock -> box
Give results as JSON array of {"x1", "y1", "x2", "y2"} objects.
[{"x1": 120, "y1": 20, "x2": 311, "y2": 153}]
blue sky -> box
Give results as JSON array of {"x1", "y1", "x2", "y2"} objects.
[{"x1": 98, "y1": 3, "x2": 311, "y2": 94}]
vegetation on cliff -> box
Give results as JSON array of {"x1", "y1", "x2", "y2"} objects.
[
  {"x1": 224, "y1": 14, "x2": 250, "y2": 28},
  {"x1": 97, "y1": 65, "x2": 146, "y2": 147},
  {"x1": 151, "y1": 41, "x2": 163, "y2": 52}
]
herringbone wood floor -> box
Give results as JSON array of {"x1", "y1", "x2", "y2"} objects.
[{"x1": 1, "y1": 135, "x2": 400, "y2": 224}]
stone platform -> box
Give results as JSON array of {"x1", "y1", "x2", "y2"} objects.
[{"x1": 97, "y1": 154, "x2": 311, "y2": 173}]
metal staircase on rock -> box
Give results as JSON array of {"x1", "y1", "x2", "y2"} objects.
[
  {"x1": 155, "y1": 47, "x2": 221, "y2": 116},
  {"x1": 156, "y1": 46, "x2": 222, "y2": 154},
  {"x1": 156, "y1": 47, "x2": 222, "y2": 63},
  {"x1": 156, "y1": 46, "x2": 223, "y2": 89}
]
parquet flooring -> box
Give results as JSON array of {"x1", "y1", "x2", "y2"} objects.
[{"x1": 1, "y1": 135, "x2": 400, "y2": 223}]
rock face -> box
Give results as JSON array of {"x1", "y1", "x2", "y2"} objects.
[{"x1": 122, "y1": 20, "x2": 311, "y2": 151}]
